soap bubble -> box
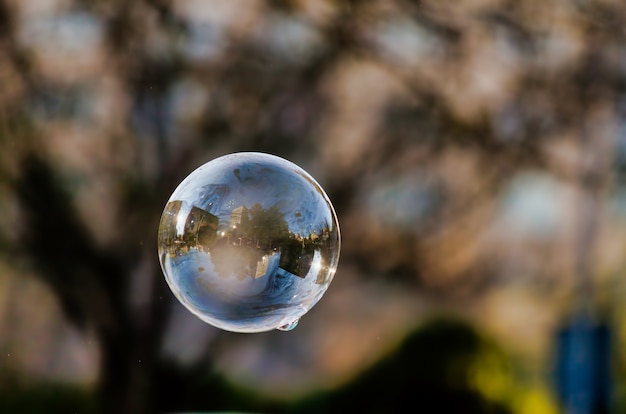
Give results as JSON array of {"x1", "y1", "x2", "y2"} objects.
[{"x1": 157, "y1": 152, "x2": 341, "y2": 333}]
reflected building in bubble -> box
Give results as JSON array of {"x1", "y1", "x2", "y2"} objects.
[
  {"x1": 159, "y1": 201, "x2": 219, "y2": 256},
  {"x1": 230, "y1": 205, "x2": 247, "y2": 228},
  {"x1": 186, "y1": 206, "x2": 219, "y2": 250},
  {"x1": 159, "y1": 200, "x2": 184, "y2": 257}
]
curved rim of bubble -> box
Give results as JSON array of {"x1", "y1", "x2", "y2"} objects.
[{"x1": 157, "y1": 151, "x2": 341, "y2": 333}]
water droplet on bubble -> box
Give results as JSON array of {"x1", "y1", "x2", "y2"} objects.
[
  {"x1": 277, "y1": 319, "x2": 299, "y2": 331},
  {"x1": 158, "y1": 152, "x2": 341, "y2": 333}
]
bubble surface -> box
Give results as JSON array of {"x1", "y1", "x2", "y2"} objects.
[
  {"x1": 158, "y1": 152, "x2": 341, "y2": 333},
  {"x1": 277, "y1": 319, "x2": 299, "y2": 331}
]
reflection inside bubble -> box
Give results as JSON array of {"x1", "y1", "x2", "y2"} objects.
[{"x1": 158, "y1": 152, "x2": 340, "y2": 333}]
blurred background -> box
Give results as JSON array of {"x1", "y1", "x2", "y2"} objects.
[{"x1": 1, "y1": 0, "x2": 626, "y2": 413}]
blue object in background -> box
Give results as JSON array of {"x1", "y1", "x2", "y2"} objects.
[{"x1": 554, "y1": 315, "x2": 612, "y2": 414}]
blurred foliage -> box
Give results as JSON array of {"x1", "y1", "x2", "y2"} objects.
[
  {"x1": 0, "y1": 384, "x2": 96, "y2": 414},
  {"x1": 0, "y1": 317, "x2": 546, "y2": 414},
  {"x1": 291, "y1": 317, "x2": 515, "y2": 414}
]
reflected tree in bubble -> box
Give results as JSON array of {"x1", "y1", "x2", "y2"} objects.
[{"x1": 158, "y1": 152, "x2": 341, "y2": 333}]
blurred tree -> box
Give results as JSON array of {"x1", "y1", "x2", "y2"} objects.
[{"x1": 1, "y1": 0, "x2": 626, "y2": 413}]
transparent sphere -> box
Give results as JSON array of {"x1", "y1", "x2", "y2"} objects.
[{"x1": 157, "y1": 152, "x2": 341, "y2": 333}]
